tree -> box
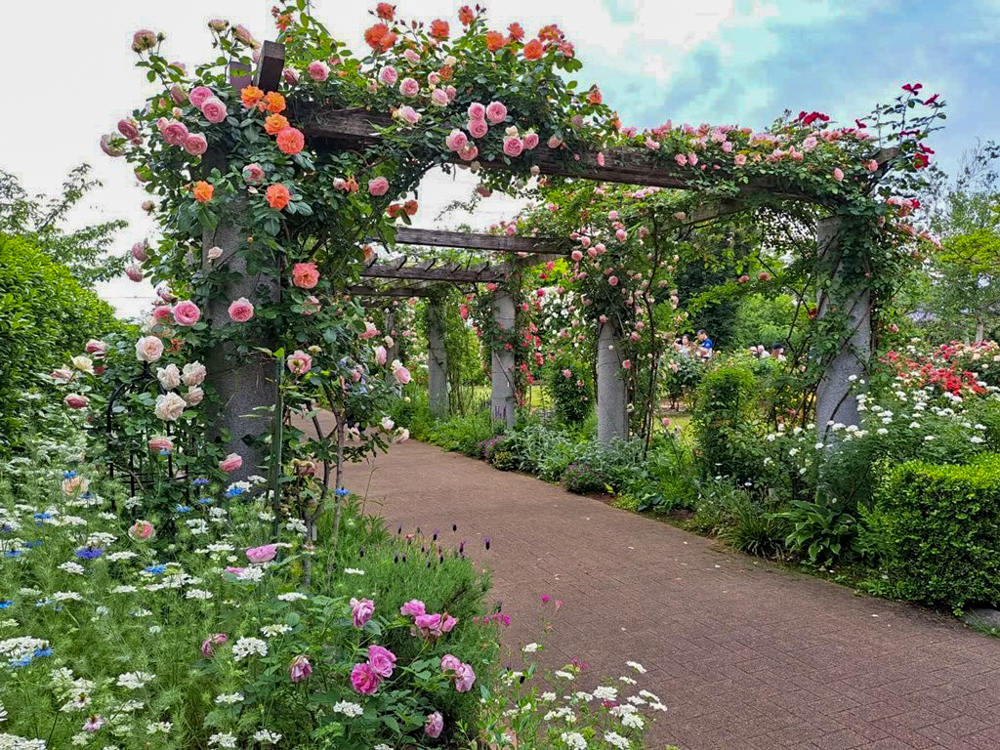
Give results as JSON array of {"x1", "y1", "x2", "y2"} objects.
[{"x1": 0, "y1": 164, "x2": 128, "y2": 286}]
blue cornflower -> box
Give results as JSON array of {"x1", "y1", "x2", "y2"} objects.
[
  {"x1": 11, "y1": 656, "x2": 32, "y2": 668},
  {"x1": 174, "y1": 505, "x2": 192, "y2": 514},
  {"x1": 24, "y1": 541, "x2": 42, "y2": 548},
  {"x1": 198, "y1": 496, "x2": 213, "y2": 505},
  {"x1": 144, "y1": 564, "x2": 167, "y2": 575},
  {"x1": 4, "y1": 550, "x2": 22, "y2": 558},
  {"x1": 33, "y1": 512, "x2": 52, "y2": 520},
  {"x1": 192, "y1": 478, "x2": 209, "y2": 487},
  {"x1": 81, "y1": 492, "x2": 94, "y2": 499},
  {"x1": 225, "y1": 486, "x2": 245, "y2": 498},
  {"x1": 63, "y1": 470, "x2": 77, "y2": 479},
  {"x1": 1, "y1": 524, "x2": 14, "y2": 534},
  {"x1": 0, "y1": 600, "x2": 13, "y2": 609},
  {"x1": 334, "y1": 487, "x2": 350, "y2": 497},
  {"x1": 75, "y1": 548, "x2": 103, "y2": 560},
  {"x1": 33, "y1": 647, "x2": 52, "y2": 659},
  {"x1": 158, "y1": 449, "x2": 172, "y2": 456}
]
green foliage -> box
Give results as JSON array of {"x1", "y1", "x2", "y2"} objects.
[
  {"x1": 0, "y1": 234, "x2": 126, "y2": 454},
  {"x1": 545, "y1": 357, "x2": 593, "y2": 425},
  {"x1": 627, "y1": 437, "x2": 700, "y2": 513},
  {"x1": 692, "y1": 359, "x2": 764, "y2": 483},
  {"x1": 776, "y1": 499, "x2": 858, "y2": 568},
  {"x1": 717, "y1": 493, "x2": 789, "y2": 558},
  {"x1": 865, "y1": 454, "x2": 1000, "y2": 612},
  {"x1": 732, "y1": 293, "x2": 799, "y2": 352},
  {"x1": 426, "y1": 409, "x2": 499, "y2": 457}
]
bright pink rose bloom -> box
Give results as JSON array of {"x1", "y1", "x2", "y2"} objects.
[
  {"x1": 379, "y1": 65, "x2": 398, "y2": 85},
  {"x1": 201, "y1": 633, "x2": 227, "y2": 658},
  {"x1": 616, "y1": 228, "x2": 628, "y2": 241},
  {"x1": 228, "y1": 297, "x2": 255, "y2": 322},
  {"x1": 609, "y1": 276, "x2": 619, "y2": 287},
  {"x1": 374, "y1": 346, "x2": 388, "y2": 365},
  {"x1": 246, "y1": 544, "x2": 278, "y2": 563},
  {"x1": 368, "y1": 177, "x2": 390, "y2": 196},
  {"x1": 359, "y1": 321, "x2": 379, "y2": 340},
  {"x1": 350, "y1": 663, "x2": 381, "y2": 695},
  {"x1": 242, "y1": 163, "x2": 265, "y2": 184},
  {"x1": 397, "y1": 105, "x2": 420, "y2": 125},
  {"x1": 200, "y1": 97, "x2": 228, "y2": 124},
  {"x1": 183, "y1": 133, "x2": 208, "y2": 156},
  {"x1": 172, "y1": 300, "x2": 201, "y2": 326},
  {"x1": 125, "y1": 265, "x2": 143, "y2": 282},
  {"x1": 523, "y1": 132, "x2": 539, "y2": 150},
  {"x1": 351, "y1": 597, "x2": 375, "y2": 628},
  {"x1": 148, "y1": 436, "x2": 174, "y2": 452},
  {"x1": 400, "y1": 599, "x2": 426, "y2": 617},
  {"x1": 399, "y1": 77, "x2": 419, "y2": 97},
  {"x1": 65, "y1": 393, "x2": 89, "y2": 409},
  {"x1": 503, "y1": 137, "x2": 524, "y2": 157},
  {"x1": 85, "y1": 339, "x2": 107, "y2": 355},
  {"x1": 219, "y1": 452, "x2": 243, "y2": 473},
  {"x1": 292, "y1": 262, "x2": 320, "y2": 288},
  {"x1": 622, "y1": 359, "x2": 632, "y2": 370},
  {"x1": 162, "y1": 120, "x2": 188, "y2": 146},
  {"x1": 468, "y1": 102, "x2": 486, "y2": 120},
  {"x1": 307, "y1": 60, "x2": 329, "y2": 81},
  {"x1": 118, "y1": 119, "x2": 139, "y2": 139},
  {"x1": 189, "y1": 86, "x2": 214, "y2": 108},
  {"x1": 392, "y1": 364, "x2": 411, "y2": 385},
  {"x1": 289, "y1": 655, "x2": 312, "y2": 683},
  {"x1": 128, "y1": 520, "x2": 156, "y2": 542},
  {"x1": 414, "y1": 613, "x2": 445, "y2": 637},
  {"x1": 441, "y1": 653, "x2": 462, "y2": 673},
  {"x1": 571, "y1": 250, "x2": 583, "y2": 262},
  {"x1": 445, "y1": 129, "x2": 468, "y2": 152},
  {"x1": 468, "y1": 119, "x2": 489, "y2": 139},
  {"x1": 455, "y1": 662, "x2": 476, "y2": 692},
  {"x1": 430, "y1": 88, "x2": 449, "y2": 107},
  {"x1": 367, "y1": 645, "x2": 397, "y2": 678},
  {"x1": 425, "y1": 712, "x2": 444, "y2": 739},
  {"x1": 287, "y1": 350, "x2": 312, "y2": 376},
  {"x1": 734, "y1": 154, "x2": 747, "y2": 166},
  {"x1": 833, "y1": 167, "x2": 844, "y2": 182},
  {"x1": 131, "y1": 241, "x2": 148, "y2": 261},
  {"x1": 485, "y1": 101, "x2": 507, "y2": 124},
  {"x1": 458, "y1": 144, "x2": 479, "y2": 161}
]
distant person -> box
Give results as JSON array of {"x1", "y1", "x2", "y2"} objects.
[
  {"x1": 674, "y1": 334, "x2": 692, "y2": 357},
  {"x1": 696, "y1": 329, "x2": 714, "y2": 358},
  {"x1": 770, "y1": 343, "x2": 786, "y2": 361}
]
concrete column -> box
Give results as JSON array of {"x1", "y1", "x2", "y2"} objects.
[
  {"x1": 202, "y1": 198, "x2": 278, "y2": 480},
  {"x1": 815, "y1": 216, "x2": 871, "y2": 436},
  {"x1": 427, "y1": 299, "x2": 449, "y2": 418},
  {"x1": 383, "y1": 308, "x2": 399, "y2": 364},
  {"x1": 490, "y1": 291, "x2": 516, "y2": 428},
  {"x1": 596, "y1": 320, "x2": 628, "y2": 443}
]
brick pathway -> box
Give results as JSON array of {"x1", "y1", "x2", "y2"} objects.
[{"x1": 340, "y1": 438, "x2": 1000, "y2": 750}]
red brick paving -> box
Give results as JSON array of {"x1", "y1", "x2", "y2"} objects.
[{"x1": 340, "y1": 438, "x2": 1000, "y2": 750}]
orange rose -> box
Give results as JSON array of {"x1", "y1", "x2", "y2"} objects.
[
  {"x1": 429, "y1": 19, "x2": 449, "y2": 40},
  {"x1": 403, "y1": 199, "x2": 418, "y2": 216},
  {"x1": 240, "y1": 85, "x2": 264, "y2": 108},
  {"x1": 266, "y1": 183, "x2": 290, "y2": 210},
  {"x1": 587, "y1": 86, "x2": 603, "y2": 105},
  {"x1": 523, "y1": 39, "x2": 543, "y2": 60},
  {"x1": 276, "y1": 127, "x2": 305, "y2": 155},
  {"x1": 458, "y1": 6, "x2": 474, "y2": 25},
  {"x1": 386, "y1": 203, "x2": 402, "y2": 218},
  {"x1": 485, "y1": 31, "x2": 506, "y2": 53},
  {"x1": 364, "y1": 22, "x2": 389, "y2": 50},
  {"x1": 439, "y1": 65, "x2": 454, "y2": 81},
  {"x1": 508, "y1": 22, "x2": 525, "y2": 41},
  {"x1": 259, "y1": 91, "x2": 286, "y2": 114},
  {"x1": 264, "y1": 114, "x2": 289, "y2": 135},
  {"x1": 193, "y1": 181, "x2": 214, "y2": 203}
]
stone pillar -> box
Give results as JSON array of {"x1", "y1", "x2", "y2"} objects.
[
  {"x1": 383, "y1": 308, "x2": 399, "y2": 364},
  {"x1": 427, "y1": 298, "x2": 449, "y2": 418},
  {"x1": 490, "y1": 291, "x2": 516, "y2": 428},
  {"x1": 596, "y1": 319, "x2": 628, "y2": 443},
  {"x1": 815, "y1": 216, "x2": 871, "y2": 436},
  {"x1": 202, "y1": 198, "x2": 278, "y2": 480}
]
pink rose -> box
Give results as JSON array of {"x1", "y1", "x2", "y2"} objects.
[
  {"x1": 425, "y1": 712, "x2": 444, "y2": 739},
  {"x1": 441, "y1": 654, "x2": 462, "y2": 673},
  {"x1": 403, "y1": 49, "x2": 421, "y2": 64},
  {"x1": 51, "y1": 368, "x2": 72, "y2": 381},
  {"x1": 302, "y1": 296, "x2": 321, "y2": 315},
  {"x1": 430, "y1": 88, "x2": 449, "y2": 107},
  {"x1": 609, "y1": 276, "x2": 619, "y2": 287},
  {"x1": 367, "y1": 645, "x2": 396, "y2": 678},
  {"x1": 468, "y1": 102, "x2": 486, "y2": 120},
  {"x1": 374, "y1": 346, "x2": 387, "y2": 365},
  {"x1": 734, "y1": 153, "x2": 747, "y2": 166},
  {"x1": 468, "y1": 119, "x2": 489, "y2": 139},
  {"x1": 571, "y1": 250, "x2": 583, "y2": 262},
  {"x1": 351, "y1": 597, "x2": 375, "y2": 628},
  {"x1": 161, "y1": 120, "x2": 188, "y2": 146},
  {"x1": 201, "y1": 633, "x2": 227, "y2": 658},
  {"x1": 616, "y1": 228, "x2": 627, "y2": 241},
  {"x1": 118, "y1": 119, "x2": 139, "y2": 139},
  {"x1": 833, "y1": 167, "x2": 844, "y2": 182},
  {"x1": 85, "y1": 339, "x2": 107, "y2": 355},
  {"x1": 219, "y1": 452, "x2": 243, "y2": 473},
  {"x1": 287, "y1": 350, "x2": 312, "y2": 376},
  {"x1": 228, "y1": 297, "x2": 255, "y2": 322},
  {"x1": 392, "y1": 363, "x2": 411, "y2": 385},
  {"x1": 128, "y1": 520, "x2": 156, "y2": 542},
  {"x1": 184, "y1": 387, "x2": 204, "y2": 406},
  {"x1": 242, "y1": 163, "x2": 265, "y2": 184},
  {"x1": 523, "y1": 132, "x2": 539, "y2": 150},
  {"x1": 200, "y1": 97, "x2": 228, "y2": 124},
  {"x1": 399, "y1": 77, "x2": 419, "y2": 97},
  {"x1": 291, "y1": 262, "x2": 320, "y2": 289},
  {"x1": 64, "y1": 393, "x2": 89, "y2": 409},
  {"x1": 485, "y1": 101, "x2": 507, "y2": 124},
  {"x1": 307, "y1": 60, "x2": 329, "y2": 81},
  {"x1": 135, "y1": 335, "x2": 164, "y2": 363},
  {"x1": 458, "y1": 144, "x2": 479, "y2": 161},
  {"x1": 149, "y1": 436, "x2": 174, "y2": 452},
  {"x1": 359, "y1": 321, "x2": 379, "y2": 340},
  {"x1": 350, "y1": 663, "x2": 381, "y2": 695},
  {"x1": 379, "y1": 65, "x2": 398, "y2": 85},
  {"x1": 547, "y1": 135, "x2": 563, "y2": 149},
  {"x1": 414, "y1": 613, "x2": 444, "y2": 637},
  {"x1": 283, "y1": 67, "x2": 299, "y2": 85},
  {"x1": 246, "y1": 543, "x2": 278, "y2": 563},
  {"x1": 153, "y1": 390, "x2": 183, "y2": 420},
  {"x1": 397, "y1": 105, "x2": 420, "y2": 125},
  {"x1": 183, "y1": 133, "x2": 208, "y2": 156},
  {"x1": 400, "y1": 599, "x2": 426, "y2": 617},
  {"x1": 131, "y1": 241, "x2": 148, "y2": 261},
  {"x1": 445, "y1": 129, "x2": 468, "y2": 152},
  {"x1": 289, "y1": 655, "x2": 312, "y2": 683},
  {"x1": 368, "y1": 177, "x2": 390, "y2": 196},
  {"x1": 125, "y1": 265, "x2": 143, "y2": 282},
  {"x1": 172, "y1": 300, "x2": 201, "y2": 326},
  {"x1": 455, "y1": 662, "x2": 476, "y2": 692},
  {"x1": 622, "y1": 359, "x2": 632, "y2": 370},
  {"x1": 503, "y1": 137, "x2": 524, "y2": 157},
  {"x1": 189, "y1": 86, "x2": 214, "y2": 108}
]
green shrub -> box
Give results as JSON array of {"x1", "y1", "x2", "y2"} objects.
[
  {"x1": 866, "y1": 454, "x2": 1000, "y2": 612},
  {"x1": 561, "y1": 461, "x2": 607, "y2": 494},
  {"x1": 427, "y1": 409, "x2": 499, "y2": 456},
  {"x1": 692, "y1": 359, "x2": 764, "y2": 482},
  {"x1": 776, "y1": 499, "x2": 858, "y2": 568},
  {"x1": 0, "y1": 234, "x2": 126, "y2": 454},
  {"x1": 627, "y1": 437, "x2": 700, "y2": 513},
  {"x1": 719, "y1": 493, "x2": 789, "y2": 557},
  {"x1": 545, "y1": 357, "x2": 593, "y2": 425}
]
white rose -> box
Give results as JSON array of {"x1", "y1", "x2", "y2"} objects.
[
  {"x1": 156, "y1": 364, "x2": 181, "y2": 390},
  {"x1": 154, "y1": 392, "x2": 187, "y2": 421},
  {"x1": 181, "y1": 361, "x2": 207, "y2": 386},
  {"x1": 184, "y1": 386, "x2": 204, "y2": 406},
  {"x1": 136, "y1": 336, "x2": 165, "y2": 363},
  {"x1": 381, "y1": 416, "x2": 394, "y2": 431},
  {"x1": 71, "y1": 355, "x2": 94, "y2": 374}
]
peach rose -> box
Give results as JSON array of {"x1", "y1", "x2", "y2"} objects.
[
  {"x1": 156, "y1": 363, "x2": 181, "y2": 390},
  {"x1": 266, "y1": 183, "x2": 291, "y2": 210},
  {"x1": 154, "y1": 392, "x2": 187, "y2": 421},
  {"x1": 149, "y1": 436, "x2": 174, "y2": 452},
  {"x1": 136, "y1": 335, "x2": 165, "y2": 363},
  {"x1": 182, "y1": 361, "x2": 206, "y2": 386},
  {"x1": 219, "y1": 452, "x2": 243, "y2": 473},
  {"x1": 184, "y1": 386, "x2": 204, "y2": 406},
  {"x1": 291, "y1": 262, "x2": 319, "y2": 289}
]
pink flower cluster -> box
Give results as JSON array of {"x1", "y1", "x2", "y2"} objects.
[
  {"x1": 440, "y1": 653, "x2": 476, "y2": 692},
  {"x1": 350, "y1": 644, "x2": 397, "y2": 695},
  {"x1": 400, "y1": 599, "x2": 457, "y2": 638}
]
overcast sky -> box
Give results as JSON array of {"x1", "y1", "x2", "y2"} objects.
[{"x1": 3, "y1": 0, "x2": 997, "y2": 319}]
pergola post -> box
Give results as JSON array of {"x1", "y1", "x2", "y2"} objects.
[
  {"x1": 383, "y1": 308, "x2": 399, "y2": 364},
  {"x1": 596, "y1": 319, "x2": 628, "y2": 443},
  {"x1": 490, "y1": 291, "x2": 516, "y2": 428},
  {"x1": 427, "y1": 298, "x2": 448, "y2": 418},
  {"x1": 815, "y1": 216, "x2": 871, "y2": 435}
]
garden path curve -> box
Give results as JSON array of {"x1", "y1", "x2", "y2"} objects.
[{"x1": 337, "y1": 436, "x2": 1000, "y2": 750}]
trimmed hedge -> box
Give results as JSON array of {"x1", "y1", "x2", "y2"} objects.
[
  {"x1": 0, "y1": 234, "x2": 125, "y2": 452},
  {"x1": 868, "y1": 454, "x2": 1000, "y2": 612}
]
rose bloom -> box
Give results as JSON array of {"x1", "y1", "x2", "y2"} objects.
[
  {"x1": 430, "y1": 88, "x2": 449, "y2": 107},
  {"x1": 131, "y1": 241, "x2": 148, "y2": 261},
  {"x1": 242, "y1": 163, "x2": 265, "y2": 184},
  {"x1": 193, "y1": 181, "x2": 214, "y2": 203},
  {"x1": 376, "y1": 1, "x2": 394, "y2": 19},
  {"x1": 455, "y1": 662, "x2": 476, "y2": 692},
  {"x1": 162, "y1": 120, "x2": 189, "y2": 146},
  {"x1": 374, "y1": 345, "x2": 387, "y2": 365},
  {"x1": 156, "y1": 363, "x2": 181, "y2": 390},
  {"x1": 302, "y1": 295, "x2": 321, "y2": 315},
  {"x1": 240, "y1": 85, "x2": 264, "y2": 108},
  {"x1": 468, "y1": 102, "x2": 486, "y2": 120},
  {"x1": 503, "y1": 136, "x2": 524, "y2": 157},
  {"x1": 379, "y1": 65, "x2": 398, "y2": 85},
  {"x1": 64, "y1": 393, "x2": 89, "y2": 409},
  {"x1": 359, "y1": 321, "x2": 379, "y2": 340},
  {"x1": 228, "y1": 297, "x2": 255, "y2": 322},
  {"x1": 458, "y1": 144, "x2": 478, "y2": 161},
  {"x1": 399, "y1": 77, "x2": 419, "y2": 97},
  {"x1": 396, "y1": 105, "x2": 420, "y2": 125},
  {"x1": 368, "y1": 177, "x2": 390, "y2": 196},
  {"x1": 468, "y1": 118, "x2": 489, "y2": 139},
  {"x1": 128, "y1": 520, "x2": 156, "y2": 542},
  {"x1": 173, "y1": 300, "x2": 201, "y2": 326},
  {"x1": 200, "y1": 97, "x2": 228, "y2": 123},
  {"x1": 266, "y1": 183, "x2": 291, "y2": 210},
  {"x1": 154, "y1": 392, "x2": 187, "y2": 421},
  {"x1": 189, "y1": 86, "x2": 214, "y2": 108},
  {"x1": 246, "y1": 543, "x2": 277, "y2": 563},
  {"x1": 125, "y1": 265, "x2": 143, "y2": 282},
  {"x1": 264, "y1": 113, "x2": 289, "y2": 135},
  {"x1": 182, "y1": 361, "x2": 207, "y2": 386},
  {"x1": 276, "y1": 127, "x2": 305, "y2": 155},
  {"x1": 445, "y1": 129, "x2": 468, "y2": 152},
  {"x1": 136, "y1": 335, "x2": 165, "y2": 363},
  {"x1": 71, "y1": 355, "x2": 94, "y2": 374},
  {"x1": 201, "y1": 633, "x2": 227, "y2": 658},
  {"x1": 403, "y1": 48, "x2": 421, "y2": 64},
  {"x1": 350, "y1": 663, "x2": 381, "y2": 695},
  {"x1": 118, "y1": 118, "x2": 139, "y2": 139},
  {"x1": 429, "y1": 18, "x2": 449, "y2": 39},
  {"x1": 183, "y1": 133, "x2": 208, "y2": 156},
  {"x1": 287, "y1": 350, "x2": 312, "y2": 376},
  {"x1": 833, "y1": 167, "x2": 845, "y2": 182},
  {"x1": 184, "y1": 386, "x2": 204, "y2": 406},
  {"x1": 291, "y1": 262, "x2": 319, "y2": 288},
  {"x1": 425, "y1": 712, "x2": 444, "y2": 739},
  {"x1": 523, "y1": 132, "x2": 539, "y2": 150},
  {"x1": 523, "y1": 39, "x2": 543, "y2": 60},
  {"x1": 485, "y1": 30, "x2": 506, "y2": 52},
  {"x1": 219, "y1": 452, "x2": 243, "y2": 473},
  {"x1": 289, "y1": 655, "x2": 312, "y2": 683},
  {"x1": 259, "y1": 91, "x2": 286, "y2": 114},
  {"x1": 400, "y1": 599, "x2": 425, "y2": 617},
  {"x1": 367, "y1": 645, "x2": 396, "y2": 678},
  {"x1": 485, "y1": 101, "x2": 507, "y2": 124},
  {"x1": 307, "y1": 60, "x2": 329, "y2": 81},
  {"x1": 351, "y1": 597, "x2": 374, "y2": 628},
  {"x1": 148, "y1": 436, "x2": 174, "y2": 452}
]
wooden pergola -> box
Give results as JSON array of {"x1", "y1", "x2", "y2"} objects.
[{"x1": 209, "y1": 41, "x2": 875, "y2": 465}]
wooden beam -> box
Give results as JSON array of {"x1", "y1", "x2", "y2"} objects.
[
  {"x1": 347, "y1": 285, "x2": 437, "y2": 298},
  {"x1": 362, "y1": 263, "x2": 505, "y2": 283},
  {"x1": 255, "y1": 41, "x2": 285, "y2": 93},
  {"x1": 393, "y1": 227, "x2": 570, "y2": 255}
]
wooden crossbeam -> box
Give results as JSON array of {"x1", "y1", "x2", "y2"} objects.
[
  {"x1": 346, "y1": 284, "x2": 438, "y2": 298},
  {"x1": 393, "y1": 227, "x2": 569, "y2": 255},
  {"x1": 361, "y1": 263, "x2": 505, "y2": 283}
]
